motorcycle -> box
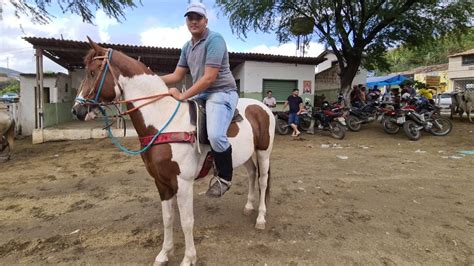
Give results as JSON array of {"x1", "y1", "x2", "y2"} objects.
[
  {"x1": 379, "y1": 104, "x2": 406, "y2": 135},
  {"x1": 307, "y1": 102, "x2": 347, "y2": 139},
  {"x1": 273, "y1": 108, "x2": 312, "y2": 135},
  {"x1": 346, "y1": 101, "x2": 380, "y2": 132},
  {"x1": 402, "y1": 99, "x2": 452, "y2": 141}
]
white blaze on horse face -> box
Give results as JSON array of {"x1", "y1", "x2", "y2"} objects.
[{"x1": 118, "y1": 74, "x2": 195, "y2": 132}]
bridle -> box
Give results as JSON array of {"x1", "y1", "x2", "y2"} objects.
[
  {"x1": 75, "y1": 48, "x2": 171, "y2": 116},
  {"x1": 74, "y1": 48, "x2": 182, "y2": 155}
]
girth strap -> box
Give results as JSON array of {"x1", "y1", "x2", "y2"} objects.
[{"x1": 139, "y1": 132, "x2": 196, "y2": 147}]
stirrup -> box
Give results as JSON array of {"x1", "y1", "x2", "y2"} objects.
[{"x1": 206, "y1": 176, "x2": 231, "y2": 197}]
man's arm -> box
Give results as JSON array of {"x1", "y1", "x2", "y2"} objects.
[
  {"x1": 160, "y1": 66, "x2": 188, "y2": 86},
  {"x1": 168, "y1": 66, "x2": 219, "y2": 101},
  {"x1": 297, "y1": 102, "x2": 304, "y2": 115}
]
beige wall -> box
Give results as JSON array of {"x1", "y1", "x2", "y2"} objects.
[{"x1": 447, "y1": 56, "x2": 474, "y2": 91}]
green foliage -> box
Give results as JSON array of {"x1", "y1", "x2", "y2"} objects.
[
  {"x1": 378, "y1": 28, "x2": 474, "y2": 74},
  {"x1": 9, "y1": 0, "x2": 139, "y2": 24},
  {"x1": 216, "y1": 0, "x2": 474, "y2": 90},
  {"x1": 0, "y1": 80, "x2": 20, "y2": 95},
  {"x1": 413, "y1": 81, "x2": 426, "y2": 90}
]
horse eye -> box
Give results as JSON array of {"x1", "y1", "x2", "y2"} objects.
[{"x1": 90, "y1": 71, "x2": 95, "y2": 76}]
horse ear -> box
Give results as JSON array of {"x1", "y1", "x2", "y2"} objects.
[{"x1": 87, "y1": 36, "x2": 105, "y2": 53}]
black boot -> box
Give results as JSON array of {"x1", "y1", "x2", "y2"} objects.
[{"x1": 206, "y1": 146, "x2": 233, "y2": 197}]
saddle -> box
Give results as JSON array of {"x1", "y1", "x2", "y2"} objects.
[{"x1": 188, "y1": 99, "x2": 243, "y2": 144}]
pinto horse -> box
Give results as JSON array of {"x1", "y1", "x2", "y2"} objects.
[
  {"x1": 72, "y1": 38, "x2": 275, "y2": 265},
  {"x1": 0, "y1": 107, "x2": 15, "y2": 161}
]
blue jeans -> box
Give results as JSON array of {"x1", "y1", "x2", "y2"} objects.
[
  {"x1": 193, "y1": 90, "x2": 238, "y2": 152},
  {"x1": 288, "y1": 112, "x2": 299, "y2": 125}
]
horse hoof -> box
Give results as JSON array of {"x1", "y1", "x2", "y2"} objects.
[
  {"x1": 243, "y1": 207, "x2": 254, "y2": 216},
  {"x1": 255, "y1": 222, "x2": 265, "y2": 230},
  {"x1": 154, "y1": 261, "x2": 168, "y2": 266}
]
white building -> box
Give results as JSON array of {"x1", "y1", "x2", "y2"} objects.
[
  {"x1": 447, "y1": 48, "x2": 474, "y2": 91},
  {"x1": 314, "y1": 50, "x2": 368, "y2": 101},
  {"x1": 21, "y1": 37, "x2": 326, "y2": 142},
  {"x1": 19, "y1": 73, "x2": 73, "y2": 135}
]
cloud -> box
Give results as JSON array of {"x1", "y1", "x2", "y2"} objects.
[
  {"x1": 247, "y1": 42, "x2": 325, "y2": 57},
  {"x1": 140, "y1": 24, "x2": 190, "y2": 48}
]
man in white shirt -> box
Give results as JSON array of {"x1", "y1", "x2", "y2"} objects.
[{"x1": 262, "y1": 90, "x2": 277, "y2": 110}]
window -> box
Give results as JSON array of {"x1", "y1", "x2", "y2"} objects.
[{"x1": 462, "y1": 55, "x2": 474, "y2": 66}]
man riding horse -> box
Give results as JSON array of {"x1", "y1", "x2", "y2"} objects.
[{"x1": 161, "y1": 2, "x2": 238, "y2": 197}]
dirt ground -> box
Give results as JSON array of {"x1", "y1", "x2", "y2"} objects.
[{"x1": 0, "y1": 119, "x2": 473, "y2": 265}]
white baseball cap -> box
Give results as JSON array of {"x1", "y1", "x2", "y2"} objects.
[{"x1": 184, "y1": 2, "x2": 207, "y2": 18}]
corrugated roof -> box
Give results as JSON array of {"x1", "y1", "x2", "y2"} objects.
[
  {"x1": 448, "y1": 48, "x2": 474, "y2": 57},
  {"x1": 23, "y1": 37, "x2": 326, "y2": 72}
]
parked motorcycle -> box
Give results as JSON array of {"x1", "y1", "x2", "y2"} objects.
[
  {"x1": 307, "y1": 101, "x2": 347, "y2": 139},
  {"x1": 346, "y1": 101, "x2": 380, "y2": 132},
  {"x1": 402, "y1": 99, "x2": 452, "y2": 140},
  {"x1": 273, "y1": 110, "x2": 312, "y2": 135}
]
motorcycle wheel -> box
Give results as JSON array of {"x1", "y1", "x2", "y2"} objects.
[
  {"x1": 346, "y1": 115, "x2": 362, "y2": 132},
  {"x1": 428, "y1": 117, "x2": 452, "y2": 136},
  {"x1": 329, "y1": 121, "x2": 346, "y2": 140},
  {"x1": 382, "y1": 117, "x2": 400, "y2": 134},
  {"x1": 299, "y1": 118, "x2": 311, "y2": 131},
  {"x1": 403, "y1": 120, "x2": 421, "y2": 141},
  {"x1": 276, "y1": 119, "x2": 290, "y2": 135}
]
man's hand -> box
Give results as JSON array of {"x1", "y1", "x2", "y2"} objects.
[{"x1": 168, "y1": 87, "x2": 185, "y2": 101}]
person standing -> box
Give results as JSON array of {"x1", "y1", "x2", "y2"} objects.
[
  {"x1": 283, "y1": 89, "x2": 304, "y2": 137},
  {"x1": 262, "y1": 90, "x2": 277, "y2": 111},
  {"x1": 161, "y1": 2, "x2": 238, "y2": 197}
]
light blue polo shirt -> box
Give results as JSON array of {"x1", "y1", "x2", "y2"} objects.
[{"x1": 178, "y1": 29, "x2": 237, "y2": 92}]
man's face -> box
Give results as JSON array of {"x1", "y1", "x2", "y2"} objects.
[
  {"x1": 292, "y1": 90, "x2": 299, "y2": 96},
  {"x1": 267, "y1": 92, "x2": 272, "y2": 97},
  {"x1": 186, "y1": 13, "x2": 207, "y2": 35}
]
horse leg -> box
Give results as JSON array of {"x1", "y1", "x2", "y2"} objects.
[
  {"x1": 243, "y1": 157, "x2": 257, "y2": 216},
  {"x1": 154, "y1": 197, "x2": 176, "y2": 266},
  {"x1": 255, "y1": 150, "x2": 271, "y2": 230},
  {"x1": 6, "y1": 121, "x2": 14, "y2": 159},
  {"x1": 467, "y1": 102, "x2": 472, "y2": 122},
  {"x1": 176, "y1": 178, "x2": 197, "y2": 266}
]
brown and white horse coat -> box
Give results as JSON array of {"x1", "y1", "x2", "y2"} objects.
[
  {"x1": 73, "y1": 40, "x2": 275, "y2": 265},
  {"x1": 0, "y1": 108, "x2": 14, "y2": 160}
]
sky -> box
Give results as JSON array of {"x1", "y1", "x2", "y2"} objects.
[{"x1": 0, "y1": 0, "x2": 326, "y2": 74}]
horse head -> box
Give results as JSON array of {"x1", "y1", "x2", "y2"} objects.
[{"x1": 72, "y1": 37, "x2": 154, "y2": 121}]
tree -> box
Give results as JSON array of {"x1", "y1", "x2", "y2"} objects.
[
  {"x1": 215, "y1": 0, "x2": 474, "y2": 103},
  {"x1": 379, "y1": 28, "x2": 474, "y2": 74},
  {"x1": 0, "y1": 80, "x2": 20, "y2": 95},
  {"x1": 8, "y1": 0, "x2": 138, "y2": 24}
]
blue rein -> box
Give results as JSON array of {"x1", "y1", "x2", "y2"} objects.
[{"x1": 75, "y1": 49, "x2": 181, "y2": 155}]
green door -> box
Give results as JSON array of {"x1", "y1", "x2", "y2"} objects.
[{"x1": 262, "y1": 79, "x2": 298, "y2": 102}]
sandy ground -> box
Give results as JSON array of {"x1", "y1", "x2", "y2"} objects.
[{"x1": 0, "y1": 119, "x2": 473, "y2": 265}]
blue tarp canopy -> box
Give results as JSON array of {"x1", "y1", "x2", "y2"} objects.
[{"x1": 367, "y1": 75, "x2": 409, "y2": 88}]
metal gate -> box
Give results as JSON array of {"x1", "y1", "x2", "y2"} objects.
[{"x1": 453, "y1": 79, "x2": 474, "y2": 91}]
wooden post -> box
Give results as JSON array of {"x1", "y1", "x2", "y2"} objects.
[{"x1": 35, "y1": 48, "x2": 44, "y2": 129}]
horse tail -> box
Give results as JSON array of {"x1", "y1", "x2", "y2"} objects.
[{"x1": 6, "y1": 119, "x2": 14, "y2": 152}]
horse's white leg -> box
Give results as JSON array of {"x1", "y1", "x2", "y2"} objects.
[
  {"x1": 255, "y1": 151, "x2": 271, "y2": 230},
  {"x1": 243, "y1": 158, "x2": 257, "y2": 216},
  {"x1": 176, "y1": 178, "x2": 197, "y2": 266},
  {"x1": 154, "y1": 197, "x2": 176, "y2": 265}
]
